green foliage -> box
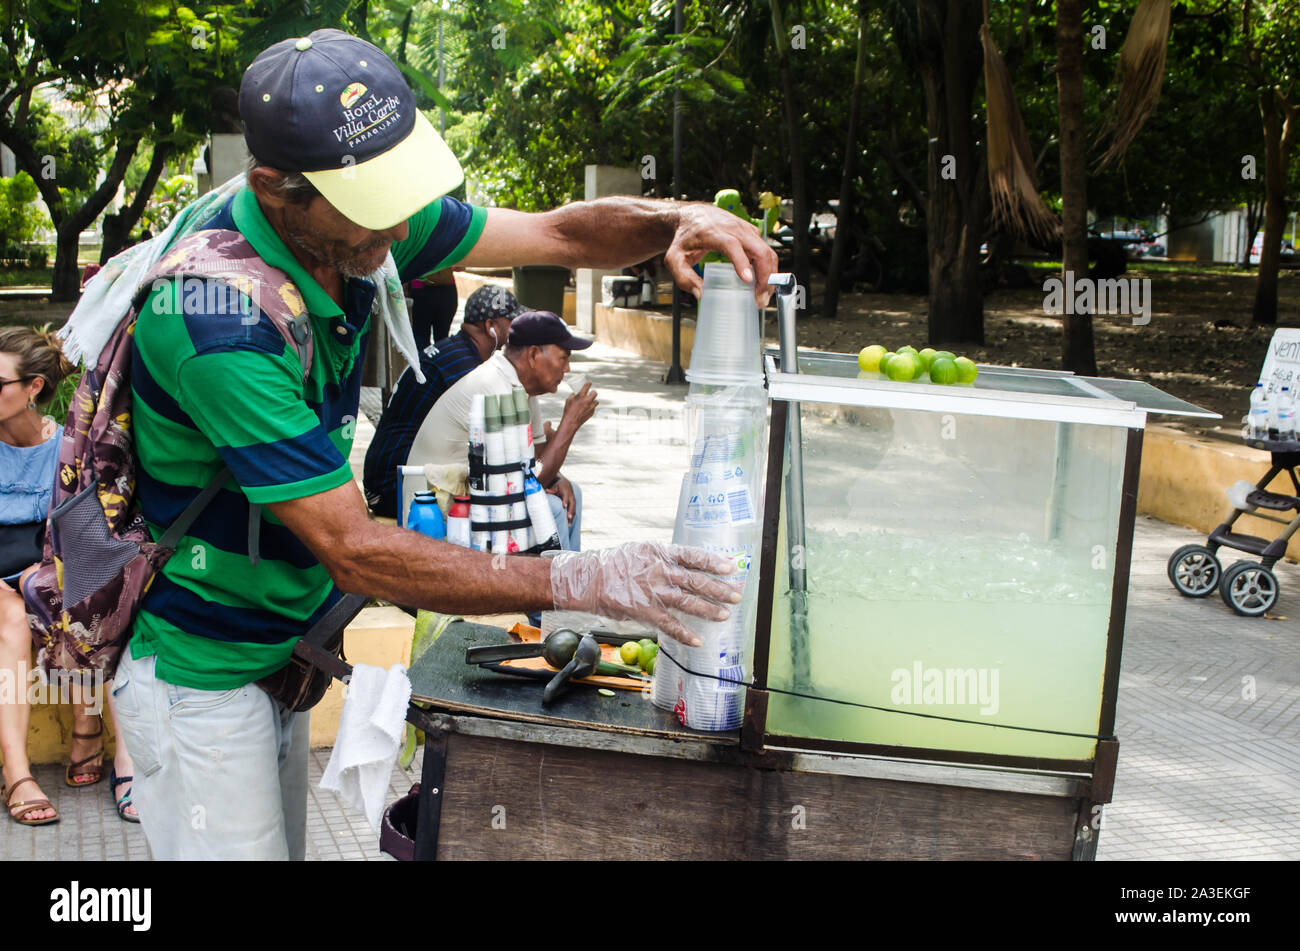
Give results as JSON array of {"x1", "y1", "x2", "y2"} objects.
[
  {"x1": 46, "y1": 366, "x2": 83, "y2": 427},
  {"x1": 141, "y1": 174, "x2": 199, "y2": 233},
  {"x1": 0, "y1": 266, "x2": 53, "y2": 286},
  {"x1": 0, "y1": 172, "x2": 50, "y2": 248},
  {"x1": 17, "y1": 99, "x2": 100, "y2": 210}
]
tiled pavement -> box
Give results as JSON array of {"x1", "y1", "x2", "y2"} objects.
[{"x1": 3, "y1": 339, "x2": 1297, "y2": 860}]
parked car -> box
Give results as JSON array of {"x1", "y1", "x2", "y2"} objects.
[{"x1": 1249, "y1": 234, "x2": 1298, "y2": 265}]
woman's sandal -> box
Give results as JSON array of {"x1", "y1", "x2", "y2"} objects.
[
  {"x1": 65, "y1": 723, "x2": 105, "y2": 787},
  {"x1": 109, "y1": 766, "x2": 139, "y2": 824},
  {"x1": 3, "y1": 776, "x2": 61, "y2": 826}
]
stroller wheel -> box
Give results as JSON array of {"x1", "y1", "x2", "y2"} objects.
[
  {"x1": 1167, "y1": 544, "x2": 1221, "y2": 597},
  {"x1": 1219, "y1": 561, "x2": 1279, "y2": 617}
]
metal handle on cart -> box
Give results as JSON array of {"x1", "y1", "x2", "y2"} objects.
[{"x1": 770, "y1": 273, "x2": 811, "y2": 688}]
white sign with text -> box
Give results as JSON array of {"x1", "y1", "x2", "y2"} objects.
[{"x1": 1257, "y1": 329, "x2": 1300, "y2": 397}]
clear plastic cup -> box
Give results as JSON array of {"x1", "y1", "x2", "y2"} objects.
[{"x1": 686, "y1": 262, "x2": 763, "y2": 386}]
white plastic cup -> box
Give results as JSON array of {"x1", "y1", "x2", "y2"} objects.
[{"x1": 686, "y1": 263, "x2": 763, "y2": 386}]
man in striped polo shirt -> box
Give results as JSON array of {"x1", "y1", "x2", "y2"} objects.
[
  {"x1": 362, "y1": 284, "x2": 523, "y2": 519},
  {"x1": 112, "y1": 29, "x2": 775, "y2": 860}
]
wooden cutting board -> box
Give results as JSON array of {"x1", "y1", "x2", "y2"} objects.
[{"x1": 502, "y1": 622, "x2": 649, "y2": 692}]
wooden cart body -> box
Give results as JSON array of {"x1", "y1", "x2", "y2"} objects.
[{"x1": 404, "y1": 354, "x2": 1212, "y2": 860}]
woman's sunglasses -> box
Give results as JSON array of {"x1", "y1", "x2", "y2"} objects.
[{"x1": 0, "y1": 376, "x2": 36, "y2": 391}]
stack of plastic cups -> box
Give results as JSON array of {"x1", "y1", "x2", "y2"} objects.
[{"x1": 652, "y1": 262, "x2": 767, "y2": 731}]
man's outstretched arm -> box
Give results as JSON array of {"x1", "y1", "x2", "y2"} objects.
[
  {"x1": 459, "y1": 198, "x2": 779, "y2": 304},
  {"x1": 267, "y1": 479, "x2": 741, "y2": 645}
]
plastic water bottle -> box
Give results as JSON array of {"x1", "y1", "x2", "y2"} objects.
[
  {"x1": 445, "y1": 496, "x2": 472, "y2": 547},
  {"x1": 406, "y1": 493, "x2": 446, "y2": 539},
  {"x1": 1279, "y1": 387, "x2": 1296, "y2": 441},
  {"x1": 523, "y1": 475, "x2": 561, "y2": 551},
  {"x1": 1250, "y1": 384, "x2": 1270, "y2": 440}
]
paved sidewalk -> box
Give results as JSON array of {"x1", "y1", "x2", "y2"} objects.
[{"x1": 3, "y1": 340, "x2": 1297, "y2": 860}]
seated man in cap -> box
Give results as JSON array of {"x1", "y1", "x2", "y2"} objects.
[
  {"x1": 407, "y1": 310, "x2": 597, "y2": 550},
  {"x1": 363, "y1": 284, "x2": 523, "y2": 518}
]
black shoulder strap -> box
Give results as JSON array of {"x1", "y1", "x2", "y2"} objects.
[
  {"x1": 291, "y1": 592, "x2": 369, "y2": 680},
  {"x1": 158, "y1": 466, "x2": 233, "y2": 550}
]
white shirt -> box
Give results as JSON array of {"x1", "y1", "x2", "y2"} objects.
[{"x1": 406, "y1": 351, "x2": 545, "y2": 474}]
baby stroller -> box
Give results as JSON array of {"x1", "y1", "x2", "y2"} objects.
[{"x1": 1167, "y1": 449, "x2": 1300, "y2": 616}]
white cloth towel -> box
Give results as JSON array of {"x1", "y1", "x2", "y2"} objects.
[
  {"x1": 320, "y1": 663, "x2": 413, "y2": 830},
  {"x1": 59, "y1": 173, "x2": 426, "y2": 383}
]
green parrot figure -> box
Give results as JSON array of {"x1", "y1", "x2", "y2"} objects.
[{"x1": 700, "y1": 189, "x2": 782, "y2": 269}]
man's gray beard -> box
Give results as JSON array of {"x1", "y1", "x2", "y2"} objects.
[{"x1": 284, "y1": 225, "x2": 381, "y2": 279}]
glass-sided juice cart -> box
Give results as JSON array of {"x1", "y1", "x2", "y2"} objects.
[{"x1": 401, "y1": 345, "x2": 1215, "y2": 861}]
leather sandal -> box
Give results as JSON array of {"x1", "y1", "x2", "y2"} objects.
[
  {"x1": 4, "y1": 776, "x2": 60, "y2": 826},
  {"x1": 110, "y1": 766, "x2": 140, "y2": 824},
  {"x1": 65, "y1": 723, "x2": 105, "y2": 787}
]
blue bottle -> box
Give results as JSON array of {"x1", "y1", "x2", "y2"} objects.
[{"x1": 406, "y1": 493, "x2": 446, "y2": 540}]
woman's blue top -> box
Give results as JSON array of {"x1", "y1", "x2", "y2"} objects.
[{"x1": 0, "y1": 431, "x2": 60, "y2": 525}]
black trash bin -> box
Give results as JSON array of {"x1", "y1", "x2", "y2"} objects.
[
  {"x1": 379, "y1": 783, "x2": 421, "y2": 861},
  {"x1": 512, "y1": 265, "x2": 570, "y2": 316}
]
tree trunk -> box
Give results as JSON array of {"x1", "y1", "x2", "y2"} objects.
[
  {"x1": 1056, "y1": 0, "x2": 1096, "y2": 375},
  {"x1": 824, "y1": 2, "x2": 869, "y2": 320},
  {"x1": 1253, "y1": 89, "x2": 1296, "y2": 325},
  {"x1": 103, "y1": 141, "x2": 171, "y2": 261},
  {"x1": 1244, "y1": 197, "x2": 1262, "y2": 268},
  {"x1": 771, "y1": 0, "x2": 811, "y2": 308},
  {"x1": 47, "y1": 132, "x2": 142, "y2": 301},
  {"x1": 916, "y1": 0, "x2": 986, "y2": 345},
  {"x1": 51, "y1": 225, "x2": 83, "y2": 300}
]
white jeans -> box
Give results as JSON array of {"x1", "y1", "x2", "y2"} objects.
[{"x1": 112, "y1": 649, "x2": 309, "y2": 860}]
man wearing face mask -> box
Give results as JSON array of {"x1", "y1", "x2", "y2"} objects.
[{"x1": 363, "y1": 284, "x2": 522, "y2": 518}]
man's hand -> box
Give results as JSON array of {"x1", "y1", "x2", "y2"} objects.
[
  {"x1": 548, "y1": 542, "x2": 743, "y2": 646},
  {"x1": 561, "y1": 381, "x2": 598, "y2": 432},
  {"x1": 663, "y1": 203, "x2": 779, "y2": 306},
  {"x1": 547, "y1": 475, "x2": 577, "y2": 521}
]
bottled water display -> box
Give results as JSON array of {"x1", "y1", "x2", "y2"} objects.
[
  {"x1": 1249, "y1": 383, "x2": 1269, "y2": 440},
  {"x1": 653, "y1": 264, "x2": 767, "y2": 731}
]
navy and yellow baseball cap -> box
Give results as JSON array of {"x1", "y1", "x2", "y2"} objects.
[
  {"x1": 508, "y1": 311, "x2": 594, "y2": 351},
  {"x1": 239, "y1": 28, "x2": 463, "y2": 230}
]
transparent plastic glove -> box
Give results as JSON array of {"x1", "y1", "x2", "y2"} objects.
[{"x1": 549, "y1": 542, "x2": 742, "y2": 646}]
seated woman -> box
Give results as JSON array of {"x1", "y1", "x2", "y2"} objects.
[{"x1": 0, "y1": 326, "x2": 138, "y2": 825}]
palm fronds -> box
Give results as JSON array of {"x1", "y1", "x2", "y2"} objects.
[
  {"x1": 981, "y1": 22, "x2": 1060, "y2": 243},
  {"x1": 1094, "y1": 0, "x2": 1172, "y2": 170}
]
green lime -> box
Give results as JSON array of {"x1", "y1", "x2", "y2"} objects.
[
  {"x1": 932, "y1": 350, "x2": 956, "y2": 364},
  {"x1": 886, "y1": 353, "x2": 917, "y2": 382},
  {"x1": 929, "y1": 357, "x2": 958, "y2": 384},
  {"x1": 645, "y1": 655, "x2": 656, "y2": 676},
  {"x1": 619, "y1": 641, "x2": 641, "y2": 666},
  {"x1": 918, "y1": 348, "x2": 937, "y2": 371},
  {"x1": 897, "y1": 345, "x2": 918, "y2": 358},
  {"x1": 638, "y1": 641, "x2": 658, "y2": 671},
  {"x1": 857, "y1": 344, "x2": 887, "y2": 373},
  {"x1": 878, "y1": 352, "x2": 896, "y2": 375},
  {"x1": 911, "y1": 357, "x2": 928, "y2": 380},
  {"x1": 954, "y1": 356, "x2": 978, "y2": 384}
]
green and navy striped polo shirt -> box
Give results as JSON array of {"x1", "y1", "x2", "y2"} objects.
[{"x1": 128, "y1": 185, "x2": 485, "y2": 689}]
